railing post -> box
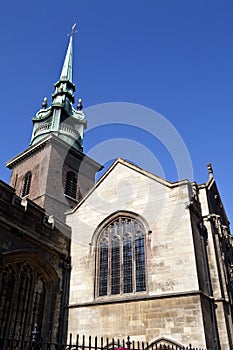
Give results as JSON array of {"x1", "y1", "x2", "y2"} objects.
[{"x1": 126, "y1": 336, "x2": 131, "y2": 349}]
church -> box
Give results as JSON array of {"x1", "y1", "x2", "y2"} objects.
[{"x1": 1, "y1": 26, "x2": 233, "y2": 350}]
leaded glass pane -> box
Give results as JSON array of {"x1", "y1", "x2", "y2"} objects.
[
  {"x1": 135, "y1": 236, "x2": 146, "y2": 291},
  {"x1": 12, "y1": 265, "x2": 32, "y2": 338},
  {"x1": 111, "y1": 237, "x2": 120, "y2": 295},
  {"x1": 30, "y1": 276, "x2": 46, "y2": 339},
  {"x1": 123, "y1": 237, "x2": 133, "y2": 293},
  {"x1": 98, "y1": 216, "x2": 146, "y2": 296},
  {"x1": 99, "y1": 241, "x2": 108, "y2": 296},
  {"x1": 0, "y1": 266, "x2": 15, "y2": 334}
]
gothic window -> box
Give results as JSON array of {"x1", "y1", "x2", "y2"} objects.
[
  {"x1": 65, "y1": 171, "x2": 77, "y2": 199},
  {"x1": 12, "y1": 264, "x2": 33, "y2": 338},
  {"x1": 30, "y1": 275, "x2": 46, "y2": 338},
  {"x1": 0, "y1": 263, "x2": 47, "y2": 342},
  {"x1": 97, "y1": 216, "x2": 146, "y2": 297},
  {"x1": 22, "y1": 171, "x2": 32, "y2": 197},
  {"x1": 0, "y1": 266, "x2": 15, "y2": 334}
]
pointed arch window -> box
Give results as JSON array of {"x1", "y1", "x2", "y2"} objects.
[
  {"x1": 0, "y1": 265, "x2": 15, "y2": 334},
  {"x1": 97, "y1": 216, "x2": 146, "y2": 297},
  {"x1": 30, "y1": 275, "x2": 46, "y2": 338},
  {"x1": 65, "y1": 171, "x2": 77, "y2": 199},
  {"x1": 0, "y1": 263, "x2": 47, "y2": 343},
  {"x1": 12, "y1": 264, "x2": 33, "y2": 338},
  {"x1": 22, "y1": 171, "x2": 32, "y2": 197}
]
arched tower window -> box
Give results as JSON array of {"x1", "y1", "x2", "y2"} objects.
[
  {"x1": 22, "y1": 171, "x2": 32, "y2": 197},
  {"x1": 65, "y1": 171, "x2": 77, "y2": 199},
  {"x1": 97, "y1": 216, "x2": 146, "y2": 297}
]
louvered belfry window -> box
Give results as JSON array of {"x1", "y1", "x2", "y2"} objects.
[
  {"x1": 22, "y1": 172, "x2": 32, "y2": 197},
  {"x1": 98, "y1": 216, "x2": 146, "y2": 296},
  {"x1": 65, "y1": 171, "x2": 77, "y2": 199}
]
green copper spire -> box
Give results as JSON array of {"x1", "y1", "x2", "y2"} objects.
[
  {"x1": 60, "y1": 23, "x2": 76, "y2": 82},
  {"x1": 30, "y1": 24, "x2": 87, "y2": 151}
]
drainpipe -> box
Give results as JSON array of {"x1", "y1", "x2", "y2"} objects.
[{"x1": 199, "y1": 222, "x2": 221, "y2": 350}]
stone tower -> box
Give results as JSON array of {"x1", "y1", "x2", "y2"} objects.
[{"x1": 6, "y1": 25, "x2": 102, "y2": 221}]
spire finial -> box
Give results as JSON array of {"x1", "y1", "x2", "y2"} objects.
[
  {"x1": 71, "y1": 22, "x2": 77, "y2": 36},
  {"x1": 77, "y1": 98, "x2": 83, "y2": 111},
  {"x1": 207, "y1": 163, "x2": 214, "y2": 180},
  {"x1": 207, "y1": 163, "x2": 213, "y2": 175},
  {"x1": 41, "y1": 97, "x2": 48, "y2": 109},
  {"x1": 60, "y1": 24, "x2": 77, "y2": 82}
]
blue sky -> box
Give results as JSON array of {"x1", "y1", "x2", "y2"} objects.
[{"x1": 1, "y1": 1, "x2": 233, "y2": 222}]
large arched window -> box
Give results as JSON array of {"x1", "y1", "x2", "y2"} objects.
[
  {"x1": 0, "y1": 263, "x2": 46, "y2": 344},
  {"x1": 30, "y1": 275, "x2": 46, "y2": 337},
  {"x1": 97, "y1": 216, "x2": 146, "y2": 297},
  {"x1": 12, "y1": 264, "x2": 33, "y2": 338},
  {"x1": 0, "y1": 265, "x2": 15, "y2": 334},
  {"x1": 65, "y1": 171, "x2": 77, "y2": 199},
  {"x1": 22, "y1": 171, "x2": 32, "y2": 197}
]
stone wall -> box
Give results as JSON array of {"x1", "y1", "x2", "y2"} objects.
[
  {"x1": 68, "y1": 295, "x2": 206, "y2": 348},
  {"x1": 0, "y1": 180, "x2": 71, "y2": 343},
  {"x1": 67, "y1": 160, "x2": 202, "y2": 347}
]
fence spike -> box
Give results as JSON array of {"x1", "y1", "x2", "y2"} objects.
[
  {"x1": 117, "y1": 337, "x2": 120, "y2": 348},
  {"x1": 0, "y1": 333, "x2": 207, "y2": 350},
  {"x1": 101, "y1": 336, "x2": 104, "y2": 350},
  {"x1": 89, "y1": 335, "x2": 92, "y2": 350},
  {"x1": 95, "y1": 335, "x2": 98, "y2": 350}
]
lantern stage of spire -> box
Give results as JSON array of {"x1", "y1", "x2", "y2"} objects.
[{"x1": 30, "y1": 24, "x2": 86, "y2": 152}]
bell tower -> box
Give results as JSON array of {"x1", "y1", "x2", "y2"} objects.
[{"x1": 6, "y1": 24, "x2": 102, "y2": 221}]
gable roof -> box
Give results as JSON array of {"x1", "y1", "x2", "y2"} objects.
[{"x1": 66, "y1": 157, "x2": 190, "y2": 215}]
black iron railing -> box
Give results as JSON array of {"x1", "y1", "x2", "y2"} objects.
[{"x1": 0, "y1": 333, "x2": 206, "y2": 350}]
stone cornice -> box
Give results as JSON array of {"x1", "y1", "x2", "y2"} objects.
[
  {"x1": 5, "y1": 134, "x2": 103, "y2": 171},
  {"x1": 5, "y1": 136, "x2": 50, "y2": 169},
  {"x1": 68, "y1": 289, "x2": 215, "y2": 309}
]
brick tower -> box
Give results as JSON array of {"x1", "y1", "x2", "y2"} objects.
[{"x1": 6, "y1": 24, "x2": 102, "y2": 221}]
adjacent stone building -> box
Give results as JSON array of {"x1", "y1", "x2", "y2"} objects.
[
  {"x1": 0, "y1": 180, "x2": 71, "y2": 346},
  {"x1": 66, "y1": 158, "x2": 233, "y2": 349},
  {"x1": 1, "y1": 26, "x2": 233, "y2": 349}
]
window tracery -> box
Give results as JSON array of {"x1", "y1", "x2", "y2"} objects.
[
  {"x1": 97, "y1": 216, "x2": 146, "y2": 297},
  {"x1": 0, "y1": 265, "x2": 15, "y2": 335},
  {"x1": 0, "y1": 263, "x2": 46, "y2": 342}
]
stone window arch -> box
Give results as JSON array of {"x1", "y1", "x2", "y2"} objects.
[
  {"x1": 22, "y1": 171, "x2": 32, "y2": 197},
  {"x1": 146, "y1": 337, "x2": 185, "y2": 350},
  {"x1": 96, "y1": 213, "x2": 147, "y2": 297}
]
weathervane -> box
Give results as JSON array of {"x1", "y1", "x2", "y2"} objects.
[{"x1": 69, "y1": 22, "x2": 77, "y2": 37}]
